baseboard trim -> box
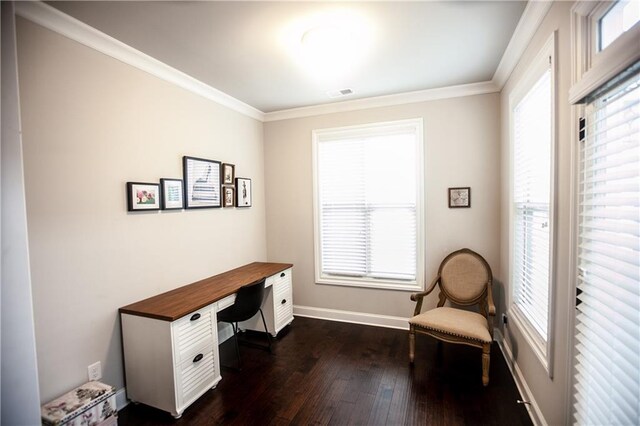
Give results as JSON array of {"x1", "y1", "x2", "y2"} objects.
[
  {"x1": 293, "y1": 305, "x2": 410, "y2": 330},
  {"x1": 217, "y1": 322, "x2": 235, "y2": 344},
  {"x1": 115, "y1": 387, "x2": 128, "y2": 412},
  {"x1": 494, "y1": 329, "x2": 547, "y2": 426}
]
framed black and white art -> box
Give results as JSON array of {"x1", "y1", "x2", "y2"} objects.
[
  {"x1": 183, "y1": 156, "x2": 221, "y2": 209},
  {"x1": 235, "y1": 177, "x2": 252, "y2": 208},
  {"x1": 448, "y1": 187, "x2": 471, "y2": 208}
]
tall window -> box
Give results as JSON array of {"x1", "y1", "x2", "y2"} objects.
[
  {"x1": 574, "y1": 68, "x2": 639, "y2": 426},
  {"x1": 509, "y1": 34, "x2": 555, "y2": 373},
  {"x1": 571, "y1": 2, "x2": 640, "y2": 423},
  {"x1": 312, "y1": 119, "x2": 424, "y2": 291}
]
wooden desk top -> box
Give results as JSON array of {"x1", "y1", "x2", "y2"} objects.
[{"x1": 119, "y1": 262, "x2": 293, "y2": 321}]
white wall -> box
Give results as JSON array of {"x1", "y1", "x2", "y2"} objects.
[
  {"x1": 1, "y1": 3, "x2": 42, "y2": 423},
  {"x1": 264, "y1": 94, "x2": 501, "y2": 320},
  {"x1": 498, "y1": 2, "x2": 573, "y2": 425},
  {"x1": 16, "y1": 17, "x2": 267, "y2": 403}
]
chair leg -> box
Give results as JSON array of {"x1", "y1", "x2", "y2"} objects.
[
  {"x1": 409, "y1": 326, "x2": 415, "y2": 364},
  {"x1": 482, "y1": 343, "x2": 490, "y2": 386},
  {"x1": 232, "y1": 322, "x2": 242, "y2": 370},
  {"x1": 258, "y1": 308, "x2": 273, "y2": 353}
]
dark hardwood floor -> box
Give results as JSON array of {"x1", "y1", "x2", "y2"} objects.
[{"x1": 119, "y1": 317, "x2": 532, "y2": 425}]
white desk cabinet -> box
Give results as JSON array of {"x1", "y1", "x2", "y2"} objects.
[
  {"x1": 119, "y1": 262, "x2": 293, "y2": 418},
  {"x1": 241, "y1": 267, "x2": 294, "y2": 336},
  {"x1": 121, "y1": 302, "x2": 221, "y2": 419}
]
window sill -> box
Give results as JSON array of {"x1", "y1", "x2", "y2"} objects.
[
  {"x1": 316, "y1": 275, "x2": 422, "y2": 292},
  {"x1": 508, "y1": 306, "x2": 553, "y2": 378}
]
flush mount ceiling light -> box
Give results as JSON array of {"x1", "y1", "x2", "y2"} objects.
[
  {"x1": 281, "y1": 9, "x2": 372, "y2": 83},
  {"x1": 301, "y1": 25, "x2": 355, "y2": 59}
]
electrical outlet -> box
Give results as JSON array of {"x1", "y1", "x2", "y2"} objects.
[{"x1": 88, "y1": 361, "x2": 102, "y2": 381}]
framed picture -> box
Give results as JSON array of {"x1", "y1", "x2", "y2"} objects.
[
  {"x1": 183, "y1": 156, "x2": 221, "y2": 208},
  {"x1": 449, "y1": 187, "x2": 471, "y2": 208},
  {"x1": 221, "y1": 163, "x2": 235, "y2": 185},
  {"x1": 160, "y1": 178, "x2": 184, "y2": 210},
  {"x1": 223, "y1": 186, "x2": 235, "y2": 207},
  {"x1": 127, "y1": 182, "x2": 160, "y2": 211},
  {"x1": 235, "y1": 177, "x2": 252, "y2": 208}
]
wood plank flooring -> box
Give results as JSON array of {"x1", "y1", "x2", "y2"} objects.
[{"x1": 118, "y1": 317, "x2": 532, "y2": 425}]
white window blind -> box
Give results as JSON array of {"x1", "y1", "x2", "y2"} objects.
[
  {"x1": 574, "y1": 71, "x2": 640, "y2": 425},
  {"x1": 313, "y1": 120, "x2": 423, "y2": 290},
  {"x1": 512, "y1": 64, "x2": 553, "y2": 350}
]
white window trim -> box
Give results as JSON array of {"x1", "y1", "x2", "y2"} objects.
[
  {"x1": 569, "y1": 1, "x2": 640, "y2": 103},
  {"x1": 508, "y1": 31, "x2": 558, "y2": 377},
  {"x1": 311, "y1": 118, "x2": 425, "y2": 292}
]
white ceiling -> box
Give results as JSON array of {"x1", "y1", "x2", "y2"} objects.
[{"x1": 46, "y1": 1, "x2": 527, "y2": 113}]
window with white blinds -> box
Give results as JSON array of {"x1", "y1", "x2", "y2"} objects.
[
  {"x1": 509, "y1": 36, "x2": 555, "y2": 372},
  {"x1": 312, "y1": 119, "x2": 424, "y2": 291},
  {"x1": 573, "y1": 70, "x2": 639, "y2": 425}
]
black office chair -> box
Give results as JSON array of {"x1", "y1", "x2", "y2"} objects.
[{"x1": 217, "y1": 278, "x2": 272, "y2": 370}]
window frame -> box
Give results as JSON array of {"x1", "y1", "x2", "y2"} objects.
[
  {"x1": 508, "y1": 32, "x2": 558, "y2": 377},
  {"x1": 568, "y1": 2, "x2": 640, "y2": 424},
  {"x1": 311, "y1": 118, "x2": 425, "y2": 292}
]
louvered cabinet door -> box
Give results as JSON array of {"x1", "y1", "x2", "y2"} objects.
[{"x1": 121, "y1": 303, "x2": 222, "y2": 419}]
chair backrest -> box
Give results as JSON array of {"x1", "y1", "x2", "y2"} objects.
[
  {"x1": 220, "y1": 278, "x2": 266, "y2": 323},
  {"x1": 438, "y1": 248, "x2": 492, "y2": 306}
]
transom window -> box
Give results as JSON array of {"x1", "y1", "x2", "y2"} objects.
[
  {"x1": 312, "y1": 119, "x2": 424, "y2": 291},
  {"x1": 599, "y1": 0, "x2": 640, "y2": 51}
]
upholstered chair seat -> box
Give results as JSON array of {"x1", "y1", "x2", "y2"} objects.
[
  {"x1": 409, "y1": 248, "x2": 495, "y2": 385},
  {"x1": 410, "y1": 307, "x2": 492, "y2": 344}
]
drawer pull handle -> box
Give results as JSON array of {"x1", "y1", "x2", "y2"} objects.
[
  {"x1": 281, "y1": 299, "x2": 287, "y2": 305},
  {"x1": 190, "y1": 313, "x2": 201, "y2": 321},
  {"x1": 193, "y1": 353, "x2": 203, "y2": 363},
  {"x1": 280, "y1": 272, "x2": 286, "y2": 277}
]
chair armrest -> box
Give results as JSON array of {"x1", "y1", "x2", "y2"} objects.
[
  {"x1": 410, "y1": 275, "x2": 440, "y2": 316},
  {"x1": 486, "y1": 281, "x2": 496, "y2": 317}
]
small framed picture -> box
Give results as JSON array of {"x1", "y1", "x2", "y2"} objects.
[
  {"x1": 160, "y1": 178, "x2": 184, "y2": 210},
  {"x1": 223, "y1": 186, "x2": 235, "y2": 207},
  {"x1": 235, "y1": 177, "x2": 252, "y2": 208},
  {"x1": 449, "y1": 187, "x2": 471, "y2": 208},
  {"x1": 183, "y1": 156, "x2": 221, "y2": 209},
  {"x1": 127, "y1": 182, "x2": 160, "y2": 211},
  {"x1": 221, "y1": 163, "x2": 235, "y2": 185}
]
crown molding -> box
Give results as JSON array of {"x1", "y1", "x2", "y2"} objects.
[
  {"x1": 492, "y1": 0, "x2": 554, "y2": 89},
  {"x1": 15, "y1": 0, "x2": 552, "y2": 124},
  {"x1": 264, "y1": 80, "x2": 499, "y2": 122},
  {"x1": 14, "y1": 1, "x2": 265, "y2": 121}
]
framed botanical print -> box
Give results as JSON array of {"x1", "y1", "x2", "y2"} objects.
[
  {"x1": 448, "y1": 187, "x2": 471, "y2": 208},
  {"x1": 222, "y1": 186, "x2": 235, "y2": 207},
  {"x1": 221, "y1": 163, "x2": 235, "y2": 185},
  {"x1": 183, "y1": 156, "x2": 221, "y2": 208},
  {"x1": 235, "y1": 177, "x2": 252, "y2": 208},
  {"x1": 127, "y1": 182, "x2": 160, "y2": 211}
]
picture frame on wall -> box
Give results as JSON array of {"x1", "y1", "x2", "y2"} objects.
[
  {"x1": 160, "y1": 178, "x2": 184, "y2": 210},
  {"x1": 183, "y1": 156, "x2": 221, "y2": 208},
  {"x1": 221, "y1": 163, "x2": 235, "y2": 185},
  {"x1": 235, "y1": 177, "x2": 252, "y2": 208},
  {"x1": 223, "y1": 186, "x2": 235, "y2": 207},
  {"x1": 127, "y1": 182, "x2": 160, "y2": 211},
  {"x1": 448, "y1": 187, "x2": 471, "y2": 208}
]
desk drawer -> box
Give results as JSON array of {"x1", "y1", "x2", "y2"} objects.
[
  {"x1": 172, "y1": 305, "x2": 215, "y2": 365},
  {"x1": 176, "y1": 346, "x2": 216, "y2": 409}
]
